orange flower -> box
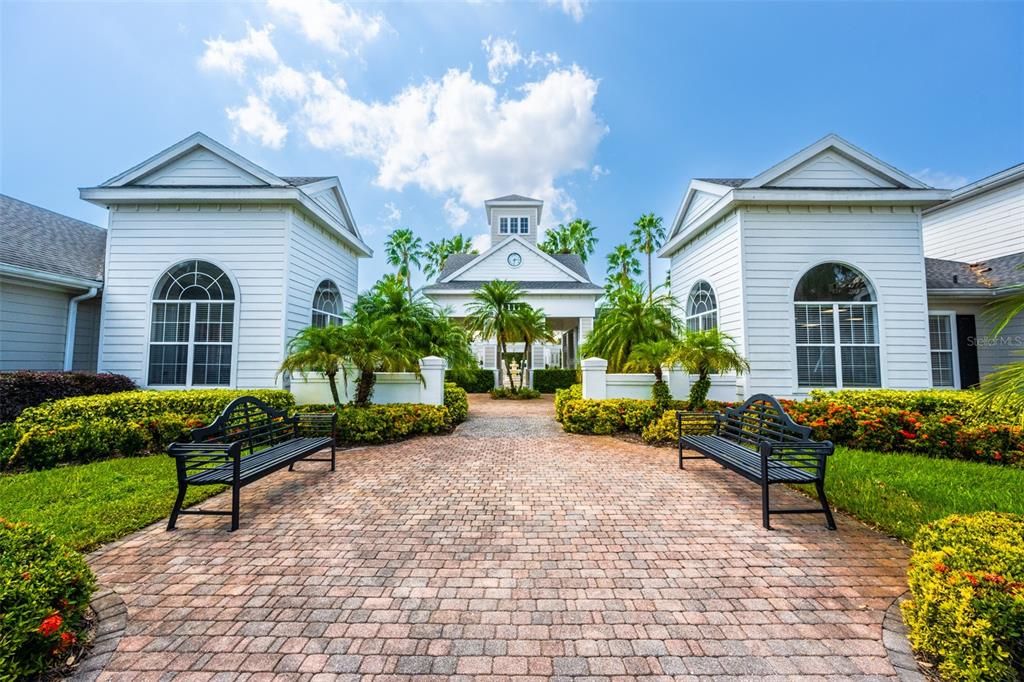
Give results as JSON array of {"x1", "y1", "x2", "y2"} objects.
[{"x1": 38, "y1": 613, "x2": 62, "y2": 637}]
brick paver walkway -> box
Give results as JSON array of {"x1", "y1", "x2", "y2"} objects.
[{"x1": 88, "y1": 395, "x2": 909, "y2": 680}]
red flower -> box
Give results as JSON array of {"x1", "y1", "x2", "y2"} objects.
[
  {"x1": 59, "y1": 631, "x2": 76, "y2": 649},
  {"x1": 934, "y1": 562, "x2": 949, "y2": 573},
  {"x1": 21, "y1": 571, "x2": 30, "y2": 581},
  {"x1": 899, "y1": 429, "x2": 917, "y2": 440},
  {"x1": 38, "y1": 613, "x2": 62, "y2": 637},
  {"x1": 993, "y1": 452, "x2": 1003, "y2": 461}
]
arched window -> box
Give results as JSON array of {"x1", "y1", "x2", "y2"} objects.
[
  {"x1": 149, "y1": 260, "x2": 235, "y2": 387},
  {"x1": 686, "y1": 281, "x2": 718, "y2": 332},
  {"x1": 794, "y1": 263, "x2": 880, "y2": 388},
  {"x1": 311, "y1": 280, "x2": 343, "y2": 327}
]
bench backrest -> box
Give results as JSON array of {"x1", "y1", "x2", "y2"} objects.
[
  {"x1": 718, "y1": 393, "x2": 811, "y2": 448},
  {"x1": 191, "y1": 396, "x2": 297, "y2": 456}
]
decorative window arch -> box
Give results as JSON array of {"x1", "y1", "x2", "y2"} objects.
[
  {"x1": 685, "y1": 280, "x2": 718, "y2": 332},
  {"x1": 311, "y1": 279, "x2": 343, "y2": 327},
  {"x1": 149, "y1": 260, "x2": 235, "y2": 387},
  {"x1": 794, "y1": 262, "x2": 880, "y2": 388}
]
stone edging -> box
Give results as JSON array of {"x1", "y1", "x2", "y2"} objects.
[
  {"x1": 68, "y1": 587, "x2": 127, "y2": 681},
  {"x1": 882, "y1": 592, "x2": 927, "y2": 682}
]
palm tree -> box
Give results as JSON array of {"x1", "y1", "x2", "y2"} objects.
[
  {"x1": 423, "y1": 235, "x2": 478, "y2": 280},
  {"x1": 515, "y1": 305, "x2": 555, "y2": 390},
  {"x1": 384, "y1": 228, "x2": 424, "y2": 300},
  {"x1": 279, "y1": 325, "x2": 347, "y2": 405},
  {"x1": 624, "y1": 339, "x2": 676, "y2": 384},
  {"x1": 630, "y1": 213, "x2": 665, "y2": 298},
  {"x1": 539, "y1": 218, "x2": 598, "y2": 263},
  {"x1": 581, "y1": 283, "x2": 678, "y2": 373},
  {"x1": 606, "y1": 243, "x2": 640, "y2": 291},
  {"x1": 668, "y1": 328, "x2": 749, "y2": 409},
  {"x1": 980, "y1": 268, "x2": 1024, "y2": 423},
  {"x1": 446, "y1": 234, "x2": 477, "y2": 256},
  {"x1": 465, "y1": 280, "x2": 526, "y2": 389}
]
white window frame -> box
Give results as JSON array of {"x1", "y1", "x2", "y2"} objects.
[
  {"x1": 685, "y1": 280, "x2": 718, "y2": 332},
  {"x1": 928, "y1": 310, "x2": 960, "y2": 389},
  {"x1": 499, "y1": 215, "x2": 530, "y2": 235},
  {"x1": 147, "y1": 259, "x2": 238, "y2": 388},
  {"x1": 311, "y1": 279, "x2": 343, "y2": 327},
  {"x1": 499, "y1": 217, "x2": 509, "y2": 234}
]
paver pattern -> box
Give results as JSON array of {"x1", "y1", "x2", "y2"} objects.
[{"x1": 87, "y1": 395, "x2": 909, "y2": 680}]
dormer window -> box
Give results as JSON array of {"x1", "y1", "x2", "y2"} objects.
[{"x1": 499, "y1": 216, "x2": 530, "y2": 235}]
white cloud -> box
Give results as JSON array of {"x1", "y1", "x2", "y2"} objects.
[
  {"x1": 482, "y1": 36, "x2": 560, "y2": 84},
  {"x1": 383, "y1": 201, "x2": 402, "y2": 224},
  {"x1": 546, "y1": 0, "x2": 587, "y2": 22},
  {"x1": 226, "y1": 95, "x2": 289, "y2": 148},
  {"x1": 444, "y1": 198, "x2": 470, "y2": 229},
  {"x1": 591, "y1": 164, "x2": 609, "y2": 180},
  {"x1": 913, "y1": 168, "x2": 968, "y2": 189},
  {"x1": 267, "y1": 0, "x2": 384, "y2": 55},
  {"x1": 259, "y1": 65, "x2": 310, "y2": 100},
  {"x1": 199, "y1": 23, "x2": 279, "y2": 76},
  {"x1": 471, "y1": 233, "x2": 492, "y2": 253}
]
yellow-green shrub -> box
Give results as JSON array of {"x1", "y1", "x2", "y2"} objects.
[
  {"x1": 808, "y1": 389, "x2": 1018, "y2": 426},
  {"x1": 443, "y1": 383, "x2": 469, "y2": 423},
  {"x1": 901, "y1": 512, "x2": 1024, "y2": 682},
  {"x1": 0, "y1": 519, "x2": 96, "y2": 680},
  {"x1": 641, "y1": 409, "x2": 718, "y2": 444},
  {"x1": 554, "y1": 384, "x2": 583, "y2": 423},
  {"x1": 560, "y1": 398, "x2": 664, "y2": 435}
]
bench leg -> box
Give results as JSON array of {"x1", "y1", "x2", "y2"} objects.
[
  {"x1": 816, "y1": 480, "x2": 837, "y2": 530},
  {"x1": 230, "y1": 481, "x2": 240, "y2": 532},
  {"x1": 331, "y1": 441, "x2": 336, "y2": 472},
  {"x1": 167, "y1": 481, "x2": 187, "y2": 531},
  {"x1": 761, "y1": 481, "x2": 771, "y2": 530},
  {"x1": 678, "y1": 439, "x2": 684, "y2": 470}
]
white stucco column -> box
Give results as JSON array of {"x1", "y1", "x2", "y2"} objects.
[
  {"x1": 578, "y1": 317, "x2": 593, "y2": 348},
  {"x1": 581, "y1": 357, "x2": 608, "y2": 399},
  {"x1": 664, "y1": 364, "x2": 690, "y2": 402},
  {"x1": 419, "y1": 356, "x2": 447, "y2": 405}
]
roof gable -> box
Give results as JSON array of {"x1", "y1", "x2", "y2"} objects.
[
  {"x1": 101, "y1": 132, "x2": 287, "y2": 188},
  {"x1": 742, "y1": 134, "x2": 928, "y2": 190},
  {"x1": 441, "y1": 236, "x2": 587, "y2": 284},
  {"x1": 667, "y1": 180, "x2": 731, "y2": 240},
  {"x1": 300, "y1": 179, "x2": 363, "y2": 241}
]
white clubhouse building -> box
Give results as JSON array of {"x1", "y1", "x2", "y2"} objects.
[
  {"x1": 659, "y1": 134, "x2": 1022, "y2": 399},
  {"x1": 0, "y1": 132, "x2": 1020, "y2": 399}
]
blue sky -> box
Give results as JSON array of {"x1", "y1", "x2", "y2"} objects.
[{"x1": 3, "y1": 1, "x2": 1022, "y2": 291}]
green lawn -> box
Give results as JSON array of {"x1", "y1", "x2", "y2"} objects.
[
  {"x1": 808, "y1": 447, "x2": 1024, "y2": 541},
  {"x1": 0, "y1": 456, "x2": 224, "y2": 552}
]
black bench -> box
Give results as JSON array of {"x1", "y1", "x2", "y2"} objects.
[
  {"x1": 676, "y1": 394, "x2": 836, "y2": 530},
  {"x1": 167, "y1": 396, "x2": 337, "y2": 532}
]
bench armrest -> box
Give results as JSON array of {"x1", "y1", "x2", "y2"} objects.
[
  {"x1": 294, "y1": 412, "x2": 338, "y2": 441},
  {"x1": 168, "y1": 441, "x2": 243, "y2": 482},
  {"x1": 675, "y1": 411, "x2": 720, "y2": 439},
  {"x1": 760, "y1": 439, "x2": 834, "y2": 477}
]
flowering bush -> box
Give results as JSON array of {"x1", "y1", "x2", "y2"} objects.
[
  {"x1": 902, "y1": 512, "x2": 1024, "y2": 682},
  {"x1": 554, "y1": 384, "x2": 583, "y2": 423},
  {"x1": 443, "y1": 383, "x2": 469, "y2": 424},
  {"x1": 0, "y1": 518, "x2": 96, "y2": 679},
  {"x1": 0, "y1": 371, "x2": 137, "y2": 423}
]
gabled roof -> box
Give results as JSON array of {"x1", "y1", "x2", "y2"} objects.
[
  {"x1": 485, "y1": 194, "x2": 542, "y2": 203},
  {"x1": 438, "y1": 235, "x2": 590, "y2": 284},
  {"x1": 79, "y1": 132, "x2": 371, "y2": 257},
  {"x1": 437, "y1": 251, "x2": 592, "y2": 283},
  {"x1": 0, "y1": 194, "x2": 106, "y2": 285},
  {"x1": 424, "y1": 280, "x2": 603, "y2": 292},
  {"x1": 924, "y1": 162, "x2": 1024, "y2": 214},
  {"x1": 926, "y1": 252, "x2": 1024, "y2": 292}
]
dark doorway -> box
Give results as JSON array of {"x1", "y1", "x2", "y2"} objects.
[{"x1": 956, "y1": 315, "x2": 981, "y2": 389}]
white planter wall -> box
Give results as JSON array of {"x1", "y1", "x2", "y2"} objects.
[
  {"x1": 290, "y1": 356, "x2": 447, "y2": 406},
  {"x1": 581, "y1": 357, "x2": 742, "y2": 403}
]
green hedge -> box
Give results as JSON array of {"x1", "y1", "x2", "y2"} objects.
[
  {"x1": 446, "y1": 369, "x2": 494, "y2": 393},
  {"x1": 5, "y1": 389, "x2": 294, "y2": 471},
  {"x1": 902, "y1": 512, "x2": 1024, "y2": 682},
  {"x1": 808, "y1": 389, "x2": 1019, "y2": 426},
  {"x1": 532, "y1": 369, "x2": 578, "y2": 394},
  {"x1": 0, "y1": 519, "x2": 96, "y2": 679},
  {"x1": 491, "y1": 387, "x2": 541, "y2": 400},
  {"x1": 443, "y1": 382, "x2": 469, "y2": 423}
]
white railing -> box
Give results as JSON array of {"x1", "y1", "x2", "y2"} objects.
[{"x1": 289, "y1": 356, "x2": 448, "y2": 406}]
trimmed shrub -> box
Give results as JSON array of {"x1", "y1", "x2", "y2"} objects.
[
  {"x1": 336, "y1": 403, "x2": 452, "y2": 444},
  {"x1": 491, "y1": 387, "x2": 541, "y2": 400},
  {"x1": 560, "y1": 398, "x2": 668, "y2": 436},
  {"x1": 446, "y1": 369, "x2": 495, "y2": 393},
  {"x1": 808, "y1": 388, "x2": 1019, "y2": 426},
  {"x1": 532, "y1": 369, "x2": 578, "y2": 394},
  {"x1": 0, "y1": 518, "x2": 96, "y2": 680},
  {"x1": 901, "y1": 512, "x2": 1024, "y2": 682},
  {"x1": 0, "y1": 371, "x2": 137, "y2": 423},
  {"x1": 651, "y1": 380, "x2": 672, "y2": 412},
  {"x1": 554, "y1": 384, "x2": 583, "y2": 423},
  {"x1": 443, "y1": 383, "x2": 469, "y2": 424},
  {"x1": 641, "y1": 408, "x2": 718, "y2": 444}
]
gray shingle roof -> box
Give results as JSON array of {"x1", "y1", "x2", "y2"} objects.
[
  {"x1": 925, "y1": 253, "x2": 1024, "y2": 290},
  {"x1": 425, "y1": 280, "x2": 603, "y2": 292},
  {"x1": 281, "y1": 176, "x2": 331, "y2": 186},
  {"x1": 436, "y1": 253, "x2": 478, "y2": 280},
  {"x1": 435, "y1": 251, "x2": 595, "y2": 284},
  {"x1": 487, "y1": 194, "x2": 542, "y2": 203},
  {"x1": 696, "y1": 178, "x2": 748, "y2": 187},
  {"x1": 1, "y1": 194, "x2": 105, "y2": 282}
]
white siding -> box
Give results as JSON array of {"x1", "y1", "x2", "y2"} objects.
[
  {"x1": 453, "y1": 239, "x2": 572, "y2": 282},
  {"x1": 766, "y1": 151, "x2": 897, "y2": 189},
  {"x1": 670, "y1": 211, "x2": 746, "y2": 361},
  {"x1": 741, "y1": 205, "x2": 932, "y2": 397},
  {"x1": 99, "y1": 204, "x2": 288, "y2": 388},
  {"x1": 284, "y1": 209, "x2": 360, "y2": 345},
  {"x1": 922, "y1": 177, "x2": 1024, "y2": 261},
  {"x1": 308, "y1": 188, "x2": 353, "y2": 235},
  {"x1": 680, "y1": 190, "x2": 720, "y2": 228},
  {"x1": 0, "y1": 279, "x2": 68, "y2": 371},
  {"x1": 72, "y1": 296, "x2": 101, "y2": 372},
  {"x1": 135, "y1": 148, "x2": 265, "y2": 186},
  {"x1": 927, "y1": 296, "x2": 1024, "y2": 382}
]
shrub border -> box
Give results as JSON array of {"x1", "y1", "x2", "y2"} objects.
[{"x1": 68, "y1": 587, "x2": 127, "y2": 682}]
